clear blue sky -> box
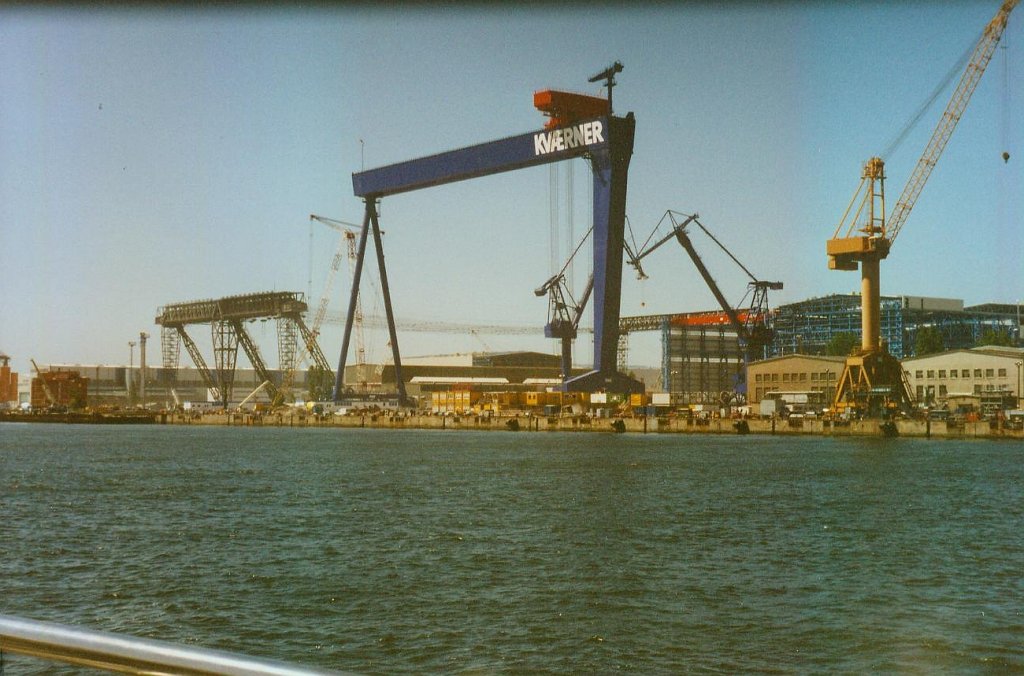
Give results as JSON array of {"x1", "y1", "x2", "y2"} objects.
[{"x1": 1, "y1": 2, "x2": 1021, "y2": 375}]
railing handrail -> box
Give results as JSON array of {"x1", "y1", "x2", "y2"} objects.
[{"x1": 0, "y1": 614, "x2": 350, "y2": 675}]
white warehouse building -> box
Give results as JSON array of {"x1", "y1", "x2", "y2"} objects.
[{"x1": 902, "y1": 346, "x2": 1024, "y2": 411}]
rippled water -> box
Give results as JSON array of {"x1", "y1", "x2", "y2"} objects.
[{"x1": 1, "y1": 425, "x2": 1022, "y2": 673}]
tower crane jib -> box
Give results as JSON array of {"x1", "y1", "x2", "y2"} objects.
[{"x1": 888, "y1": 0, "x2": 1020, "y2": 245}]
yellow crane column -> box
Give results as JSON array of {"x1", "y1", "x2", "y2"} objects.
[{"x1": 825, "y1": 0, "x2": 1017, "y2": 419}]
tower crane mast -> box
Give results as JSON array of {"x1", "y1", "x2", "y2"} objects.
[
  {"x1": 827, "y1": 0, "x2": 1018, "y2": 417},
  {"x1": 276, "y1": 214, "x2": 365, "y2": 404}
]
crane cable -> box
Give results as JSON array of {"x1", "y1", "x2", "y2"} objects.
[
  {"x1": 1002, "y1": 27, "x2": 1011, "y2": 161},
  {"x1": 880, "y1": 32, "x2": 979, "y2": 161},
  {"x1": 690, "y1": 216, "x2": 760, "y2": 284}
]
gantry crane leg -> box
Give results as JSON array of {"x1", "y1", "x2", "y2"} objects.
[{"x1": 332, "y1": 199, "x2": 407, "y2": 405}]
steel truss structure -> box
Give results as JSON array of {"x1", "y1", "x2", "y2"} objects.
[
  {"x1": 771, "y1": 295, "x2": 1022, "y2": 360},
  {"x1": 771, "y1": 295, "x2": 905, "y2": 358},
  {"x1": 155, "y1": 291, "x2": 328, "y2": 407}
]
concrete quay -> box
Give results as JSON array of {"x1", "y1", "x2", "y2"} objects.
[{"x1": 162, "y1": 411, "x2": 1024, "y2": 440}]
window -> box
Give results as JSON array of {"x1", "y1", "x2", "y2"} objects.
[
  {"x1": 950, "y1": 369, "x2": 957, "y2": 379},
  {"x1": 974, "y1": 384, "x2": 982, "y2": 395},
  {"x1": 939, "y1": 385, "x2": 947, "y2": 397},
  {"x1": 811, "y1": 372, "x2": 819, "y2": 381},
  {"x1": 938, "y1": 370, "x2": 946, "y2": 378},
  {"x1": 915, "y1": 370, "x2": 924, "y2": 378},
  {"x1": 974, "y1": 369, "x2": 983, "y2": 378},
  {"x1": 771, "y1": 373, "x2": 778, "y2": 382},
  {"x1": 927, "y1": 370, "x2": 935, "y2": 379},
  {"x1": 755, "y1": 374, "x2": 762, "y2": 383},
  {"x1": 962, "y1": 369, "x2": 970, "y2": 378},
  {"x1": 799, "y1": 373, "x2": 807, "y2": 382},
  {"x1": 783, "y1": 373, "x2": 790, "y2": 382},
  {"x1": 828, "y1": 372, "x2": 836, "y2": 381},
  {"x1": 916, "y1": 385, "x2": 924, "y2": 399},
  {"x1": 986, "y1": 369, "x2": 994, "y2": 378},
  {"x1": 998, "y1": 368, "x2": 1007, "y2": 377}
]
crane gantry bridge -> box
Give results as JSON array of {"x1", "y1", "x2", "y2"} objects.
[
  {"x1": 155, "y1": 291, "x2": 329, "y2": 408},
  {"x1": 332, "y1": 62, "x2": 640, "y2": 404}
]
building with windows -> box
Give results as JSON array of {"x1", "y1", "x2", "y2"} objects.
[
  {"x1": 902, "y1": 347, "x2": 1024, "y2": 410},
  {"x1": 746, "y1": 354, "x2": 846, "y2": 406}
]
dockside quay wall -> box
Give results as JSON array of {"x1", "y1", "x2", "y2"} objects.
[{"x1": 161, "y1": 412, "x2": 1024, "y2": 440}]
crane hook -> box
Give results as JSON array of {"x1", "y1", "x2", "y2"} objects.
[{"x1": 1003, "y1": 151, "x2": 1010, "y2": 163}]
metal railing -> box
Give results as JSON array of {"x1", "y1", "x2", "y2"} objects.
[{"x1": 0, "y1": 614, "x2": 349, "y2": 675}]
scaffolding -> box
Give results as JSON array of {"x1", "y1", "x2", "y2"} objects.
[
  {"x1": 772, "y1": 294, "x2": 1022, "y2": 359},
  {"x1": 771, "y1": 295, "x2": 904, "y2": 357}
]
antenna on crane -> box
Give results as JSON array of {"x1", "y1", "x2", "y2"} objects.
[{"x1": 588, "y1": 61, "x2": 624, "y2": 114}]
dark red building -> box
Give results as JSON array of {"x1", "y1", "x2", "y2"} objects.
[{"x1": 31, "y1": 369, "x2": 89, "y2": 409}]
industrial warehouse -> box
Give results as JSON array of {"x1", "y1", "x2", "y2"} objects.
[{"x1": 4, "y1": 2, "x2": 1024, "y2": 437}]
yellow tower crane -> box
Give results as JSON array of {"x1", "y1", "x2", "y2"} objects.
[{"x1": 827, "y1": 0, "x2": 1018, "y2": 417}]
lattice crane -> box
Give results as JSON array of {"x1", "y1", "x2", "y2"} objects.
[
  {"x1": 276, "y1": 215, "x2": 365, "y2": 403},
  {"x1": 827, "y1": 0, "x2": 1018, "y2": 417},
  {"x1": 30, "y1": 359, "x2": 57, "y2": 408},
  {"x1": 625, "y1": 210, "x2": 782, "y2": 394},
  {"x1": 308, "y1": 214, "x2": 369, "y2": 375}
]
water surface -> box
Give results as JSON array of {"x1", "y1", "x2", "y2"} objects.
[{"x1": 2, "y1": 425, "x2": 1022, "y2": 673}]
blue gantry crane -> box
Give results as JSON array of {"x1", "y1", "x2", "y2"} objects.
[{"x1": 333, "y1": 64, "x2": 643, "y2": 403}]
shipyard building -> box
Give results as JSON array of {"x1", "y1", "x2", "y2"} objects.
[
  {"x1": 619, "y1": 311, "x2": 746, "y2": 405},
  {"x1": 746, "y1": 354, "x2": 846, "y2": 409},
  {"x1": 0, "y1": 355, "x2": 18, "y2": 408},
  {"x1": 903, "y1": 347, "x2": 1023, "y2": 413},
  {"x1": 771, "y1": 294, "x2": 1021, "y2": 359},
  {"x1": 36, "y1": 364, "x2": 310, "y2": 409},
  {"x1": 620, "y1": 294, "x2": 1020, "y2": 407}
]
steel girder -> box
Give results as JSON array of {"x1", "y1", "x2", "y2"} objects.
[
  {"x1": 229, "y1": 319, "x2": 280, "y2": 403},
  {"x1": 176, "y1": 327, "x2": 219, "y2": 403}
]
